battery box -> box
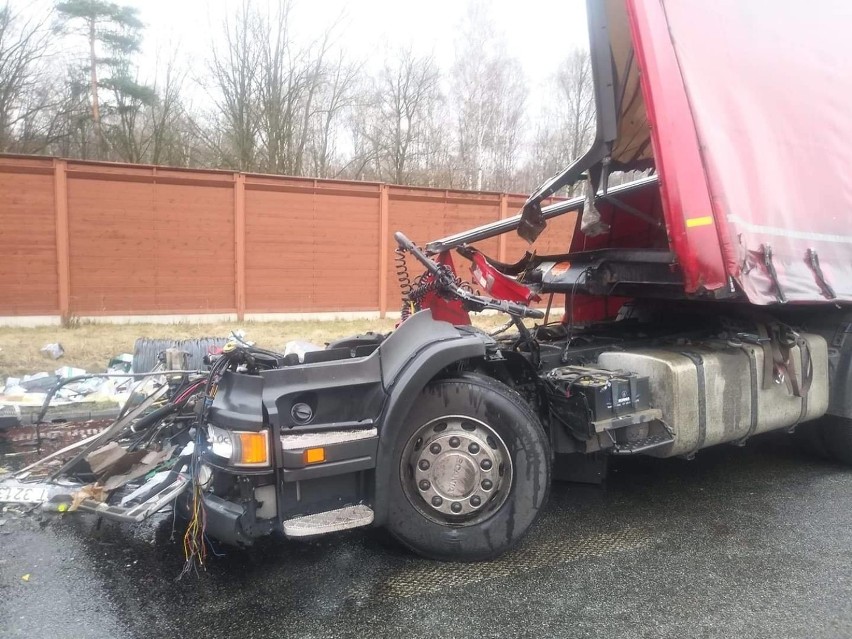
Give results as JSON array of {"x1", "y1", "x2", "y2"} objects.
[{"x1": 545, "y1": 365, "x2": 657, "y2": 439}]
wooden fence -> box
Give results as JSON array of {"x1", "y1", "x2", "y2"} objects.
[{"x1": 0, "y1": 155, "x2": 575, "y2": 323}]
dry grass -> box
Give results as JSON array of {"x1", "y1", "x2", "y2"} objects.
[{"x1": 0, "y1": 314, "x2": 527, "y2": 379}]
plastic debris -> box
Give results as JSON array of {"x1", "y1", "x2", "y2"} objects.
[
  {"x1": 119, "y1": 470, "x2": 171, "y2": 506},
  {"x1": 102, "y1": 445, "x2": 176, "y2": 491},
  {"x1": 21, "y1": 574, "x2": 30, "y2": 582},
  {"x1": 55, "y1": 366, "x2": 86, "y2": 379},
  {"x1": 40, "y1": 343, "x2": 65, "y2": 360},
  {"x1": 107, "y1": 354, "x2": 133, "y2": 373},
  {"x1": 19, "y1": 373, "x2": 54, "y2": 392},
  {"x1": 283, "y1": 340, "x2": 324, "y2": 363}
]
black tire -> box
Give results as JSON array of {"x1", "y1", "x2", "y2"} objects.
[
  {"x1": 386, "y1": 373, "x2": 551, "y2": 561},
  {"x1": 819, "y1": 416, "x2": 852, "y2": 465},
  {"x1": 132, "y1": 337, "x2": 228, "y2": 373}
]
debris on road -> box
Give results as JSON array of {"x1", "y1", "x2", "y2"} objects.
[{"x1": 0, "y1": 353, "x2": 136, "y2": 412}]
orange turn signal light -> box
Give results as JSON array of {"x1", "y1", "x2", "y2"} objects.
[
  {"x1": 236, "y1": 431, "x2": 269, "y2": 466},
  {"x1": 304, "y1": 447, "x2": 326, "y2": 464}
]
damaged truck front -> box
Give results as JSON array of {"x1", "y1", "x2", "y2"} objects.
[{"x1": 3, "y1": 0, "x2": 852, "y2": 565}]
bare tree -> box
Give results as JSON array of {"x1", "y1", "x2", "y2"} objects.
[
  {"x1": 358, "y1": 49, "x2": 442, "y2": 185},
  {"x1": 154, "y1": 65, "x2": 194, "y2": 165},
  {"x1": 206, "y1": 1, "x2": 262, "y2": 170},
  {"x1": 0, "y1": 3, "x2": 52, "y2": 152},
  {"x1": 558, "y1": 49, "x2": 596, "y2": 164},
  {"x1": 450, "y1": 4, "x2": 527, "y2": 191},
  {"x1": 525, "y1": 49, "x2": 596, "y2": 195},
  {"x1": 308, "y1": 51, "x2": 359, "y2": 178}
]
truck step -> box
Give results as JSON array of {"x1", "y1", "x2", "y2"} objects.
[
  {"x1": 282, "y1": 504, "x2": 374, "y2": 538},
  {"x1": 611, "y1": 432, "x2": 674, "y2": 455}
]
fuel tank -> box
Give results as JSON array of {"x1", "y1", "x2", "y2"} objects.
[{"x1": 597, "y1": 334, "x2": 829, "y2": 457}]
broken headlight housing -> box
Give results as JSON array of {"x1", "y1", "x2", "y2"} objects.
[{"x1": 207, "y1": 425, "x2": 270, "y2": 467}]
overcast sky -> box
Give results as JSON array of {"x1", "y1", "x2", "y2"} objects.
[
  {"x1": 134, "y1": 0, "x2": 588, "y2": 76},
  {"x1": 16, "y1": 0, "x2": 590, "y2": 92}
]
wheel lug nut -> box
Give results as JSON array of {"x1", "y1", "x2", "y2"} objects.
[
  {"x1": 431, "y1": 496, "x2": 443, "y2": 507},
  {"x1": 419, "y1": 479, "x2": 431, "y2": 491},
  {"x1": 429, "y1": 443, "x2": 441, "y2": 454},
  {"x1": 470, "y1": 495, "x2": 481, "y2": 507},
  {"x1": 449, "y1": 436, "x2": 460, "y2": 448},
  {"x1": 451, "y1": 502, "x2": 462, "y2": 513},
  {"x1": 481, "y1": 479, "x2": 493, "y2": 490},
  {"x1": 468, "y1": 442, "x2": 480, "y2": 454},
  {"x1": 480, "y1": 459, "x2": 492, "y2": 470},
  {"x1": 418, "y1": 459, "x2": 430, "y2": 471}
]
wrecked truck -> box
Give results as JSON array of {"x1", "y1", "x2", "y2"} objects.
[{"x1": 3, "y1": 0, "x2": 852, "y2": 564}]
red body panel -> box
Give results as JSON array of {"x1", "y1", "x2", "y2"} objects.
[
  {"x1": 627, "y1": 0, "x2": 852, "y2": 304},
  {"x1": 626, "y1": 0, "x2": 729, "y2": 295},
  {"x1": 469, "y1": 250, "x2": 540, "y2": 304}
]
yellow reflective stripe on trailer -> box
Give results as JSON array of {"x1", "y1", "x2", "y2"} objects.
[{"x1": 685, "y1": 216, "x2": 714, "y2": 228}]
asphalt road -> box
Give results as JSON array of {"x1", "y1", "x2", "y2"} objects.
[{"x1": 1, "y1": 431, "x2": 850, "y2": 639}]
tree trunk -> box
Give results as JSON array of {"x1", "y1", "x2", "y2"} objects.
[{"x1": 88, "y1": 18, "x2": 102, "y2": 158}]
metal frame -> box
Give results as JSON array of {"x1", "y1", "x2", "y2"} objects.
[{"x1": 425, "y1": 175, "x2": 660, "y2": 254}]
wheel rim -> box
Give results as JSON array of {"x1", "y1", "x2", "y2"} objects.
[{"x1": 401, "y1": 415, "x2": 513, "y2": 525}]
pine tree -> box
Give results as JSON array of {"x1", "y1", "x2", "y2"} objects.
[{"x1": 55, "y1": 0, "x2": 154, "y2": 158}]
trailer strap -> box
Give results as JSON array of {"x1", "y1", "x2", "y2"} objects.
[
  {"x1": 736, "y1": 344, "x2": 760, "y2": 444},
  {"x1": 679, "y1": 351, "x2": 707, "y2": 457}
]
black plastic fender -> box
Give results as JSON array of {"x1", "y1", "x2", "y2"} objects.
[{"x1": 371, "y1": 331, "x2": 488, "y2": 525}]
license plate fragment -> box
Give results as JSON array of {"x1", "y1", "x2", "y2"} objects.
[{"x1": 0, "y1": 482, "x2": 49, "y2": 504}]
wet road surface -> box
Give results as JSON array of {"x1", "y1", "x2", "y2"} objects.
[{"x1": 1, "y1": 431, "x2": 850, "y2": 639}]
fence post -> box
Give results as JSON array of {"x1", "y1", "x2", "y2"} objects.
[
  {"x1": 498, "y1": 193, "x2": 509, "y2": 263},
  {"x1": 54, "y1": 159, "x2": 71, "y2": 324},
  {"x1": 378, "y1": 184, "x2": 390, "y2": 318},
  {"x1": 234, "y1": 173, "x2": 246, "y2": 321}
]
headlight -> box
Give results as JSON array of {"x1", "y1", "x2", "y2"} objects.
[{"x1": 207, "y1": 425, "x2": 270, "y2": 467}]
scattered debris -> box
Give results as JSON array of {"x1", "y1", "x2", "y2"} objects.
[
  {"x1": 69, "y1": 484, "x2": 106, "y2": 511},
  {"x1": 40, "y1": 343, "x2": 65, "y2": 360},
  {"x1": 0, "y1": 333, "x2": 255, "y2": 576},
  {"x1": 21, "y1": 573, "x2": 30, "y2": 582},
  {"x1": 1, "y1": 353, "x2": 136, "y2": 410}
]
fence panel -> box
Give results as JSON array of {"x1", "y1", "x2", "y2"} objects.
[
  {"x1": 66, "y1": 166, "x2": 235, "y2": 314},
  {"x1": 0, "y1": 158, "x2": 58, "y2": 315},
  {"x1": 244, "y1": 178, "x2": 381, "y2": 313},
  {"x1": 0, "y1": 155, "x2": 575, "y2": 322}
]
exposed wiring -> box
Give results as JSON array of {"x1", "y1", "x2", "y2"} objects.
[
  {"x1": 179, "y1": 354, "x2": 229, "y2": 579},
  {"x1": 179, "y1": 424, "x2": 208, "y2": 579},
  {"x1": 561, "y1": 267, "x2": 593, "y2": 363}
]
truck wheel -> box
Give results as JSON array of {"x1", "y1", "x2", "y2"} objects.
[
  {"x1": 386, "y1": 373, "x2": 551, "y2": 561},
  {"x1": 819, "y1": 416, "x2": 852, "y2": 465}
]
